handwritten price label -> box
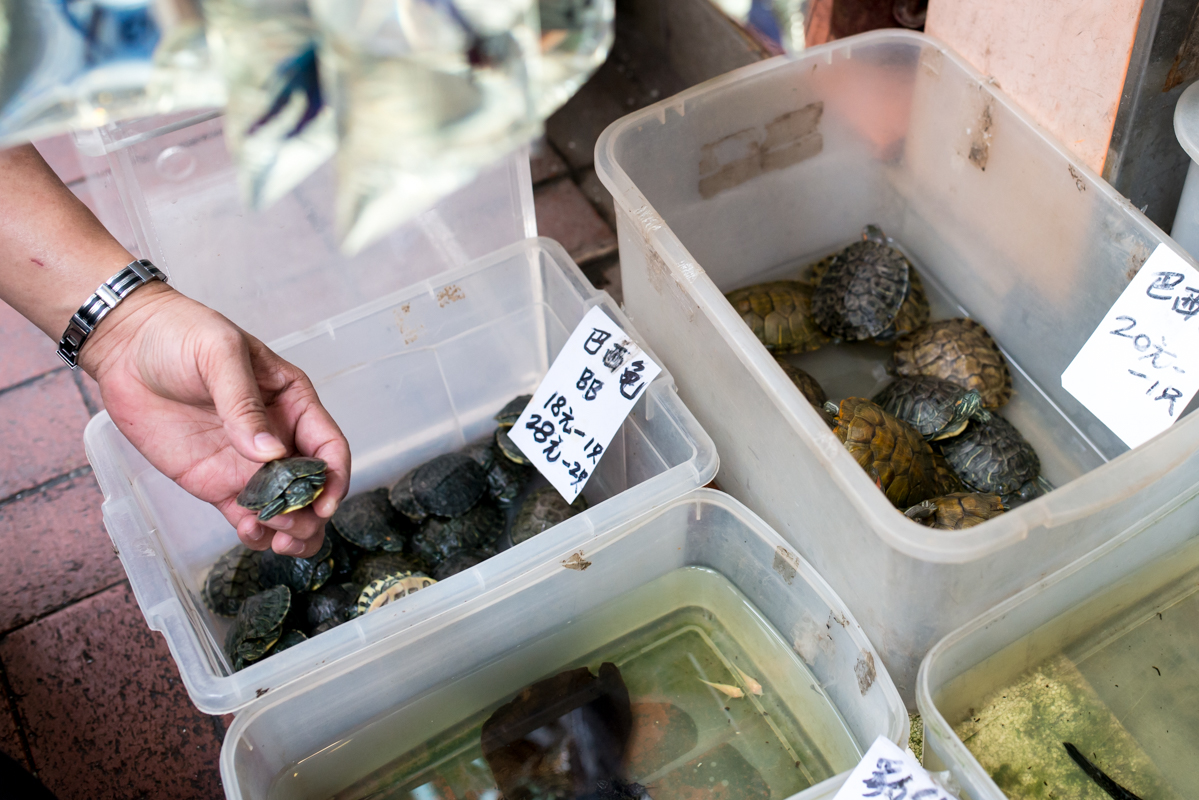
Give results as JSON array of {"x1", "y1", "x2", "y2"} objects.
[
  {"x1": 508, "y1": 306, "x2": 662, "y2": 503},
  {"x1": 1062, "y1": 244, "x2": 1199, "y2": 449},
  {"x1": 833, "y1": 736, "x2": 956, "y2": 800}
]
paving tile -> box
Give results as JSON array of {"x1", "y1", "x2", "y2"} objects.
[
  {"x1": 1, "y1": 583, "x2": 224, "y2": 800},
  {"x1": 33, "y1": 135, "x2": 85, "y2": 187},
  {"x1": 0, "y1": 371, "x2": 91, "y2": 500},
  {"x1": 581, "y1": 253, "x2": 623, "y2": 306},
  {"x1": 0, "y1": 473, "x2": 123, "y2": 633},
  {"x1": 0, "y1": 301, "x2": 61, "y2": 390},
  {"x1": 533, "y1": 178, "x2": 617, "y2": 265},
  {"x1": 0, "y1": 674, "x2": 28, "y2": 770},
  {"x1": 577, "y1": 167, "x2": 617, "y2": 230},
  {"x1": 529, "y1": 136, "x2": 570, "y2": 185},
  {"x1": 545, "y1": 59, "x2": 632, "y2": 171},
  {"x1": 71, "y1": 370, "x2": 104, "y2": 417}
]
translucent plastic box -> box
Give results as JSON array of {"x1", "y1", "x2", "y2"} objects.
[
  {"x1": 221, "y1": 490, "x2": 907, "y2": 800},
  {"x1": 85, "y1": 235, "x2": 717, "y2": 714},
  {"x1": 917, "y1": 487, "x2": 1199, "y2": 799},
  {"x1": 594, "y1": 30, "x2": 1199, "y2": 702}
]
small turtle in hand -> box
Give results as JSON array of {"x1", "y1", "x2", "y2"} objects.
[{"x1": 237, "y1": 457, "x2": 327, "y2": 521}]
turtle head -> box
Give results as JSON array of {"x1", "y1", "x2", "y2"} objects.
[
  {"x1": 903, "y1": 500, "x2": 937, "y2": 525},
  {"x1": 822, "y1": 400, "x2": 840, "y2": 418},
  {"x1": 862, "y1": 224, "x2": 888, "y2": 244},
  {"x1": 930, "y1": 390, "x2": 983, "y2": 441}
]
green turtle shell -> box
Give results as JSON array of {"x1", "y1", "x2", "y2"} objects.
[
  {"x1": 495, "y1": 428, "x2": 531, "y2": 465},
  {"x1": 411, "y1": 453, "x2": 487, "y2": 517},
  {"x1": 411, "y1": 503, "x2": 504, "y2": 568},
  {"x1": 303, "y1": 582, "x2": 361, "y2": 632},
  {"x1": 811, "y1": 226, "x2": 911, "y2": 341},
  {"x1": 204, "y1": 545, "x2": 263, "y2": 617},
  {"x1": 388, "y1": 470, "x2": 428, "y2": 522},
  {"x1": 226, "y1": 585, "x2": 291, "y2": 671},
  {"x1": 332, "y1": 488, "x2": 410, "y2": 552},
  {"x1": 872, "y1": 375, "x2": 982, "y2": 441},
  {"x1": 355, "y1": 572, "x2": 436, "y2": 616},
  {"x1": 828, "y1": 397, "x2": 941, "y2": 508},
  {"x1": 873, "y1": 268, "x2": 930, "y2": 344},
  {"x1": 495, "y1": 395, "x2": 532, "y2": 429},
  {"x1": 725, "y1": 280, "x2": 831, "y2": 354},
  {"x1": 937, "y1": 412, "x2": 1039, "y2": 496},
  {"x1": 891, "y1": 318, "x2": 1012, "y2": 408},
  {"x1": 258, "y1": 535, "x2": 334, "y2": 594},
  {"x1": 464, "y1": 439, "x2": 533, "y2": 504},
  {"x1": 351, "y1": 551, "x2": 428, "y2": 587},
  {"x1": 511, "y1": 486, "x2": 589, "y2": 546},
  {"x1": 237, "y1": 457, "x2": 328, "y2": 520},
  {"x1": 273, "y1": 629, "x2": 308, "y2": 653}
]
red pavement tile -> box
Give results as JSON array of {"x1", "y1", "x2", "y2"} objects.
[
  {"x1": 0, "y1": 473, "x2": 123, "y2": 633},
  {"x1": 0, "y1": 677, "x2": 28, "y2": 770},
  {"x1": 0, "y1": 371, "x2": 91, "y2": 500},
  {"x1": 529, "y1": 136, "x2": 569, "y2": 185},
  {"x1": 533, "y1": 178, "x2": 618, "y2": 265},
  {"x1": 71, "y1": 370, "x2": 104, "y2": 416},
  {"x1": 33, "y1": 135, "x2": 85, "y2": 186},
  {"x1": 577, "y1": 166, "x2": 617, "y2": 230},
  {"x1": 1, "y1": 583, "x2": 224, "y2": 800},
  {"x1": 0, "y1": 301, "x2": 61, "y2": 390}
]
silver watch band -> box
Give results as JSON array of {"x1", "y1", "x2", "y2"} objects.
[{"x1": 57, "y1": 259, "x2": 168, "y2": 369}]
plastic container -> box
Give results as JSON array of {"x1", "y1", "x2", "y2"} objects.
[
  {"x1": 917, "y1": 486, "x2": 1199, "y2": 799},
  {"x1": 221, "y1": 490, "x2": 907, "y2": 800},
  {"x1": 85, "y1": 234, "x2": 717, "y2": 714},
  {"x1": 594, "y1": 29, "x2": 1199, "y2": 702},
  {"x1": 1171, "y1": 80, "x2": 1199, "y2": 257}
]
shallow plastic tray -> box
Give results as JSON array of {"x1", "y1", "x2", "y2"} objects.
[
  {"x1": 594, "y1": 29, "x2": 1199, "y2": 701},
  {"x1": 84, "y1": 238, "x2": 717, "y2": 713},
  {"x1": 221, "y1": 489, "x2": 907, "y2": 800}
]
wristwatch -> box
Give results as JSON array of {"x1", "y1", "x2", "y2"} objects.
[{"x1": 56, "y1": 259, "x2": 168, "y2": 369}]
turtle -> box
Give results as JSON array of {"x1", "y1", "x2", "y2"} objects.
[
  {"x1": 936, "y1": 412, "x2": 1040, "y2": 497},
  {"x1": 258, "y1": 534, "x2": 334, "y2": 594},
  {"x1": 411, "y1": 502, "x2": 505, "y2": 567},
  {"x1": 411, "y1": 452, "x2": 487, "y2": 517},
  {"x1": 355, "y1": 571, "x2": 437, "y2": 616},
  {"x1": 225, "y1": 585, "x2": 291, "y2": 671},
  {"x1": 496, "y1": 427, "x2": 531, "y2": 466},
  {"x1": 237, "y1": 457, "x2": 327, "y2": 521},
  {"x1": 871, "y1": 376, "x2": 988, "y2": 441},
  {"x1": 323, "y1": 522, "x2": 365, "y2": 583},
  {"x1": 1005, "y1": 475, "x2": 1054, "y2": 509},
  {"x1": 432, "y1": 549, "x2": 489, "y2": 581},
  {"x1": 931, "y1": 452, "x2": 965, "y2": 496},
  {"x1": 511, "y1": 486, "x2": 589, "y2": 546},
  {"x1": 332, "y1": 488, "x2": 410, "y2": 552},
  {"x1": 273, "y1": 629, "x2": 308, "y2": 654},
  {"x1": 873, "y1": 267, "x2": 930, "y2": 344},
  {"x1": 351, "y1": 551, "x2": 428, "y2": 587},
  {"x1": 204, "y1": 545, "x2": 263, "y2": 617},
  {"x1": 724, "y1": 280, "x2": 831, "y2": 354},
  {"x1": 495, "y1": 394, "x2": 532, "y2": 429},
  {"x1": 891, "y1": 318, "x2": 1012, "y2": 408},
  {"x1": 903, "y1": 493, "x2": 1005, "y2": 530},
  {"x1": 303, "y1": 581, "x2": 361, "y2": 632},
  {"x1": 824, "y1": 397, "x2": 941, "y2": 508},
  {"x1": 388, "y1": 470, "x2": 428, "y2": 523},
  {"x1": 464, "y1": 439, "x2": 533, "y2": 504},
  {"x1": 811, "y1": 225, "x2": 911, "y2": 341},
  {"x1": 775, "y1": 358, "x2": 828, "y2": 410}
]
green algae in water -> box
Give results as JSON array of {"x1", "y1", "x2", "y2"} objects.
[{"x1": 270, "y1": 567, "x2": 861, "y2": 799}]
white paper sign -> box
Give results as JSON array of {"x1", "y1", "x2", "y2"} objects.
[
  {"x1": 833, "y1": 736, "x2": 955, "y2": 800},
  {"x1": 1061, "y1": 244, "x2": 1199, "y2": 448},
  {"x1": 508, "y1": 306, "x2": 662, "y2": 503}
]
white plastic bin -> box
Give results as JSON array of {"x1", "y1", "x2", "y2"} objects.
[
  {"x1": 221, "y1": 490, "x2": 907, "y2": 800},
  {"x1": 917, "y1": 487, "x2": 1199, "y2": 800},
  {"x1": 594, "y1": 29, "x2": 1199, "y2": 702}
]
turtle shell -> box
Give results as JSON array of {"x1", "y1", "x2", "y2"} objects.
[
  {"x1": 432, "y1": 550, "x2": 489, "y2": 581},
  {"x1": 904, "y1": 493, "x2": 1005, "y2": 530},
  {"x1": 323, "y1": 523, "x2": 365, "y2": 583},
  {"x1": 1004, "y1": 475, "x2": 1053, "y2": 509},
  {"x1": 237, "y1": 457, "x2": 328, "y2": 520},
  {"x1": 811, "y1": 227, "x2": 911, "y2": 340},
  {"x1": 496, "y1": 428, "x2": 531, "y2": 465},
  {"x1": 226, "y1": 585, "x2": 291, "y2": 671},
  {"x1": 828, "y1": 397, "x2": 941, "y2": 508},
  {"x1": 873, "y1": 268, "x2": 930, "y2": 344},
  {"x1": 304, "y1": 582, "x2": 361, "y2": 632},
  {"x1": 936, "y1": 413, "x2": 1039, "y2": 496},
  {"x1": 351, "y1": 551, "x2": 428, "y2": 587},
  {"x1": 931, "y1": 452, "x2": 965, "y2": 496},
  {"x1": 725, "y1": 280, "x2": 831, "y2": 354},
  {"x1": 411, "y1": 453, "x2": 487, "y2": 517},
  {"x1": 332, "y1": 488, "x2": 410, "y2": 552},
  {"x1": 204, "y1": 545, "x2": 263, "y2": 617},
  {"x1": 511, "y1": 486, "x2": 589, "y2": 546},
  {"x1": 258, "y1": 534, "x2": 333, "y2": 594},
  {"x1": 388, "y1": 470, "x2": 428, "y2": 523},
  {"x1": 495, "y1": 395, "x2": 532, "y2": 429},
  {"x1": 891, "y1": 318, "x2": 1012, "y2": 408},
  {"x1": 273, "y1": 629, "x2": 308, "y2": 653},
  {"x1": 412, "y1": 503, "x2": 504, "y2": 567},
  {"x1": 775, "y1": 359, "x2": 827, "y2": 410},
  {"x1": 355, "y1": 572, "x2": 436, "y2": 616},
  {"x1": 872, "y1": 376, "x2": 982, "y2": 441},
  {"x1": 465, "y1": 439, "x2": 533, "y2": 503}
]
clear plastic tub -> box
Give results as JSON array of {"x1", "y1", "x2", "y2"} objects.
[
  {"x1": 594, "y1": 29, "x2": 1199, "y2": 702},
  {"x1": 917, "y1": 487, "x2": 1199, "y2": 800},
  {"x1": 220, "y1": 489, "x2": 907, "y2": 800},
  {"x1": 84, "y1": 238, "x2": 717, "y2": 714}
]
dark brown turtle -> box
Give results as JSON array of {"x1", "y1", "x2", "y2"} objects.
[
  {"x1": 891, "y1": 318, "x2": 1012, "y2": 408},
  {"x1": 872, "y1": 376, "x2": 986, "y2": 441},
  {"x1": 511, "y1": 486, "x2": 589, "y2": 546},
  {"x1": 225, "y1": 585, "x2": 290, "y2": 671},
  {"x1": 388, "y1": 470, "x2": 428, "y2": 523},
  {"x1": 464, "y1": 439, "x2": 533, "y2": 504},
  {"x1": 904, "y1": 493, "x2": 1005, "y2": 530},
  {"x1": 936, "y1": 413, "x2": 1040, "y2": 497},
  {"x1": 725, "y1": 280, "x2": 831, "y2": 354},
  {"x1": 411, "y1": 452, "x2": 487, "y2": 517},
  {"x1": 302, "y1": 582, "x2": 360, "y2": 632},
  {"x1": 204, "y1": 545, "x2": 263, "y2": 617},
  {"x1": 824, "y1": 397, "x2": 941, "y2": 508},
  {"x1": 351, "y1": 551, "x2": 427, "y2": 587},
  {"x1": 411, "y1": 502, "x2": 504, "y2": 568},
  {"x1": 775, "y1": 358, "x2": 827, "y2": 409},
  {"x1": 237, "y1": 457, "x2": 327, "y2": 521},
  {"x1": 332, "y1": 488, "x2": 410, "y2": 552},
  {"x1": 811, "y1": 225, "x2": 911, "y2": 341},
  {"x1": 258, "y1": 534, "x2": 334, "y2": 594}
]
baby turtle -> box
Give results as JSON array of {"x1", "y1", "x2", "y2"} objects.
[
  {"x1": 351, "y1": 551, "x2": 428, "y2": 587},
  {"x1": 411, "y1": 503, "x2": 504, "y2": 567},
  {"x1": 725, "y1": 280, "x2": 831, "y2": 354},
  {"x1": 273, "y1": 629, "x2": 308, "y2": 654},
  {"x1": 904, "y1": 493, "x2": 1005, "y2": 530},
  {"x1": 258, "y1": 535, "x2": 334, "y2": 594},
  {"x1": 332, "y1": 488, "x2": 409, "y2": 552},
  {"x1": 411, "y1": 452, "x2": 487, "y2": 517},
  {"x1": 495, "y1": 428, "x2": 531, "y2": 466},
  {"x1": 872, "y1": 376, "x2": 987, "y2": 441},
  {"x1": 303, "y1": 582, "x2": 360, "y2": 632},
  {"x1": 495, "y1": 395, "x2": 531, "y2": 429},
  {"x1": 511, "y1": 486, "x2": 590, "y2": 546},
  {"x1": 464, "y1": 439, "x2": 533, "y2": 504},
  {"x1": 937, "y1": 412, "x2": 1040, "y2": 497},
  {"x1": 225, "y1": 585, "x2": 291, "y2": 671},
  {"x1": 204, "y1": 545, "x2": 263, "y2": 617},
  {"x1": 1005, "y1": 475, "x2": 1054, "y2": 509},
  {"x1": 811, "y1": 225, "x2": 911, "y2": 341},
  {"x1": 237, "y1": 457, "x2": 327, "y2": 521},
  {"x1": 355, "y1": 571, "x2": 436, "y2": 616},
  {"x1": 323, "y1": 523, "x2": 365, "y2": 583},
  {"x1": 825, "y1": 397, "x2": 941, "y2": 508},
  {"x1": 891, "y1": 318, "x2": 1012, "y2": 408},
  {"x1": 775, "y1": 358, "x2": 827, "y2": 409},
  {"x1": 931, "y1": 452, "x2": 965, "y2": 496},
  {"x1": 432, "y1": 550, "x2": 489, "y2": 581},
  {"x1": 805, "y1": 248, "x2": 929, "y2": 345},
  {"x1": 388, "y1": 470, "x2": 428, "y2": 523}
]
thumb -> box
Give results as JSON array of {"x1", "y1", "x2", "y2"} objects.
[{"x1": 204, "y1": 334, "x2": 286, "y2": 462}]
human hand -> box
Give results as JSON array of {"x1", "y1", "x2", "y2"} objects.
[{"x1": 79, "y1": 282, "x2": 350, "y2": 557}]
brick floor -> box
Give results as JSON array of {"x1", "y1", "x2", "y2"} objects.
[
  {"x1": 1, "y1": 584, "x2": 224, "y2": 800},
  {"x1": 0, "y1": 473, "x2": 123, "y2": 633},
  {"x1": 533, "y1": 178, "x2": 618, "y2": 265},
  {"x1": 0, "y1": 371, "x2": 91, "y2": 501},
  {"x1": 529, "y1": 137, "x2": 570, "y2": 186},
  {"x1": 0, "y1": 301, "x2": 61, "y2": 389},
  {"x1": 0, "y1": 672, "x2": 28, "y2": 770}
]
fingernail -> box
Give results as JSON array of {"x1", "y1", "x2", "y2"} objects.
[{"x1": 255, "y1": 432, "x2": 283, "y2": 456}]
